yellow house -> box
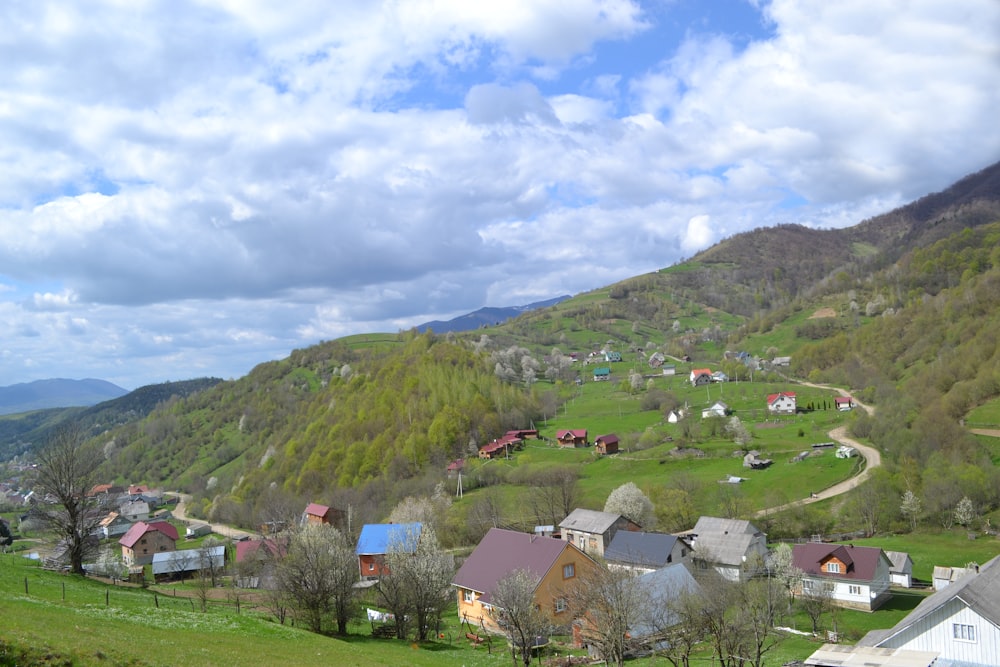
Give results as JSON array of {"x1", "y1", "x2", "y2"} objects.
[{"x1": 452, "y1": 528, "x2": 600, "y2": 633}]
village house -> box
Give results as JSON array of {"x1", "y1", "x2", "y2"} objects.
[
  {"x1": 933, "y1": 564, "x2": 974, "y2": 591},
  {"x1": 234, "y1": 538, "x2": 287, "y2": 588},
  {"x1": 97, "y1": 511, "x2": 133, "y2": 539},
  {"x1": 701, "y1": 401, "x2": 728, "y2": 419},
  {"x1": 119, "y1": 521, "x2": 179, "y2": 566},
  {"x1": 299, "y1": 502, "x2": 342, "y2": 528},
  {"x1": 119, "y1": 499, "x2": 150, "y2": 522},
  {"x1": 792, "y1": 543, "x2": 892, "y2": 611},
  {"x1": 478, "y1": 433, "x2": 523, "y2": 459},
  {"x1": 356, "y1": 522, "x2": 422, "y2": 580},
  {"x1": 452, "y1": 527, "x2": 600, "y2": 633},
  {"x1": 446, "y1": 458, "x2": 465, "y2": 477},
  {"x1": 886, "y1": 551, "x2": 914, "y2": 588},
  {"x1": 857, "y1": 555, "x2": 1000, "y2": 667},
  {"x1": 689, "y1": 368, "x2": 713, "y2": 386},
  {"x1": 559, "y1": 508, "x2": 641, "y2": 558},
  {"x1": 835, "y1": 396, "x2": 855, "y2": 411},
  {"x1": 603, "y1": 531, "x2": 692, "y2": 574},
  {"x1": 592, "y1": 366, "x2": 611, "y2": 382},
  {"x1": 686, "y1": 516, "x2": 768, "y2": 582},
  {"x1": 594, "y1": 434, "x2": 620, "y2": 456},
  {"x1": 766, "y1": 391, "x2": 797, "y2": 415},
  {"x1": 556, "y1": 429, "x2": 588, "y2": 448}
]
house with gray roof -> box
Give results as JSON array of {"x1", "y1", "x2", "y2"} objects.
[
  {"x1": 687, "y1": 516, "x2": 767, "y2": 581},
  {"x1": 603, "y1": 531, "x2": 692, "y2": 574},
  {"x1": 792, "y1": 543, "x2": 892, "y2": 611},
  {"x1": 858, "y1": 555, "x2": 1000, "y2": 667},
  {"x1": 152, "y1": 545, "x2": 226, "y2": 582},
  {"x1": 559, "y1": 508, "x2": 641, "y2": 558},
  {"x1": 886, "y1": 551, "x2": 914, "y2": 588}
]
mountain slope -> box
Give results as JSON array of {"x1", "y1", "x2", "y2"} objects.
[{"x1": 417, "y1": 295, "x2": 571, "y2": 333}]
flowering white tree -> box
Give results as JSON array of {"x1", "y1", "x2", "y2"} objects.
[{"x1": 604, "y1": 482, "x2": 655, "y2": 529}]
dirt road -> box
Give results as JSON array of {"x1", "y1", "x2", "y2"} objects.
[
  {"x1": 167, "y1": 493, "x2": 255, "y2": 540},
  {"x1": 755, "y1": 384, "x2": 879, "y2": 518}
]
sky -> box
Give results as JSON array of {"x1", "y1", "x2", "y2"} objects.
[{"x1": 2, "y1": 0, "x2": 999, "y2": 390}]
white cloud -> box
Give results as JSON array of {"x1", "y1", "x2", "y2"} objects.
[{"x1": 0, "y1": 0, "x2": 997, "y2": 387}]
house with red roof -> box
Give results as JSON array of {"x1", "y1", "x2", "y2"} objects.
[
  {"x1": 792, "y1": 543, "x2": 892, "y2": 611},
  {"x1": 301, "y1": 503, "x2": 342, "y2": 527},
  {"x1": 594, "y1": 434, "x2": 619, "y2": 456},
  {"x1": 119, "y1": 521, "x2": 179, "y2": 566},
  {"x1": 834, "y1": 396, "x2": 854, "y2": 411},
  {"x1": 478, "y1": 434, "x2": 523, "y2": 460},
  {"x1": 452, "y1": 528, "x2": 600, "y2": 633},
  {"x1": 766, "y1": 391, "x2": 797, "y2": 415},
  {"x1": 689, "y1": 368, "x2": 713, "y2": 386},
  {"x1": 556, "y1": 429, "x2": 588, "y2": 448}
]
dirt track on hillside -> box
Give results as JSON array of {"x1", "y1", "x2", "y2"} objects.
[
  {"x1": 754, "y1": 383, "x2": 879, "y2": 518},
  {"x1": 168, "y1": 493, "x2": 254, "y2": 540}
]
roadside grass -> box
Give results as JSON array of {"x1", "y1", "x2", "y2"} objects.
[{"x1": 967, "y1": 396, "x2": 1000, "y2": 427}]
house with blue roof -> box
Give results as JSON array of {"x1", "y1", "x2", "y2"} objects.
[{"x1": 356, "y1": 523, "x2": 422, "y2": 579}]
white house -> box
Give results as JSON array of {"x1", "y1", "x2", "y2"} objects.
[
  {"x1": 766, "y1": 392, "x2": 797, "y2": 415},
  {"x1": 836, "y1": 445, "x2": 858, "y2": 459},
  {"x1": 934, "y1": 564, "x2": 973, "y2": 591},
  {"x1": 859, "y1": 555, "x2": 1000, "y2": 667},
  {"x1": 687, "y1": 517, "x2": 767, "y2": 582},
  {"x1": 886, "y1": 551, "x2": 914, "y2": 588},
  {"x1": 701, "y1": 401, "x2": 728, "y2": 419},
  {"x1": 792, "y1": 543, "x2": 892, "y2": 612}
]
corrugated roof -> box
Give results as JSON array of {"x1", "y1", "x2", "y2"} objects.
[
  {"x1": 452, "y1": 528, "x2": 575, "y2": 603},
  {"x1": 792, "y1": 543, "x2": 885, "y2": 581},
  {"x1": 805, "y1": 644, "x2": 938, "y2": 667},
  {"x1": 151, "y1": 545, "x2": 225, "y2": 575},
  {"x1": 355, "y1": 523, "x2": 422, "y2": 555},
  {"x1": 629, "y1": 564, "x2": 700, "y2": 637},
  {"x1": 604, "y1": 531, "x2": 679, "y2": 569},
  {"x1": 559, "y1": 508, "x2": 622, "y2": 535},
  {"x1": 885, "y1": 550, "x2": 911, "y2": 572}
]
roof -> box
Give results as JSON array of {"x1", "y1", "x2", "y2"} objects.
[
  {"x1": 604, "y1": 531, "x2": 680, "y2": 569},
  {"x1": 151, "y1": 545, "x2": 225, "y2": 575},
  {"x1": 556, "y1": 429, "x2": 587, "y2": 439},
  {"x1": 792, "y1": 543, "x2": 887, "y2": 582},
  {"x1": 304, "y1": 503, "x2": 331, "y2": 518},
  {"x1": 861, "y1": 555, "x2": 1000, "y2": 647},
  {"x1": 235, "y1": 538, "x2": 287, "y2": 563},
  {"x1": 805, "y1": 644, "x2": 938, "y2": 667},
  {"x1": 766, "y1": 391, "x2": 796, "y2": 404},
  {"x1": 595, "y1": 434, "x2": 619, "y2": 446},
  {"x1": 834, "y1": 396, "x2": 853, "y2": 404},
  {"x1": 689, "y1": 517, "x2": 764, "y2": 566},
  {"x1": 356, "y1": 523, "x2": 422, "y2": 556},
  {"x1": 452, "y1": 528, "x2": 579, "y2": 604},
  {"x1": 118, "y1": 521, "x2": 179, "y2": 548},
  {"x1": 629, "y1": 564, "x2": 701, "y2": 636},
  {"x1": 559, "y1": 508, "x2": 623, "y2": 535},
  {"x1": 885, "y1": 551, "x2": 912, "y2": 572},
  {"x1": 690, "y1": 368, "x2": 712, "y2": 376}
]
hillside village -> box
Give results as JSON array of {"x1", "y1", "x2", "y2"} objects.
[{"x1": 3, "y1": 165, "x2": 1000, "y2": 666}]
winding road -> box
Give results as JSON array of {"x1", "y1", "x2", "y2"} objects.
[
  {"x1": 755, "y1": 385, "x2": 880, "y2": 518},
  {"x1": 167, "y1": 493, "x2": 255, "y2": 540}
]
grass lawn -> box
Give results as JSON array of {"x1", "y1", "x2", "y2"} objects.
[{"x1": 850, "y1": 530, "x2": 1000, "y2": 582}]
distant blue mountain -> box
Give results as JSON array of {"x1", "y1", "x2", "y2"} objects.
[
  {"x1": 418, "y1": 295, "x2": 571, "y2": 334},
  {"x1": 0, "y1": 378, "x2": 129, "y2": 415}
]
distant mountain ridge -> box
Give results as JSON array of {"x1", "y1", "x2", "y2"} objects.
[
  {"x1": 0, "y1": 378, "x2": 128, "y2": 415},
  {"x1": 417, "y1": 295, "x2": 571, "y2": 333}
]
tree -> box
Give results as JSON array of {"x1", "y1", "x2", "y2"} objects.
[
  {"x1": 527, "y1": 467, "x2": 580, "y2": 528},
  {"x1": 604, "y1": 482, "x2": 655, "y2": 529},
  {"x1": 277, "y1": 524, "x2": 359, "y2": 634},
  {"x1": 768, "y1": 543, "x2": 803, "y2": 612},
  {"x1": 384, "y1": 525, "x2": 454, "y2": 641},
  {"x1": 726, "y1": 416, "x2": 752, "y2": 447},
  {"x1": 954, "y1": 496, "x2": 976, "y2": 527},
  {"x1": 31, "y1": 426, "x2": 103, "y2": 575},
  {"x1": 651, "y1": 488, "x2": 696, "y2": 533},
  {"x1": 569, "y1": 564, "x2": 649, "y2": 667},
  {"x1": 900, "y1": 490, "x2": 922, "y2": 531},
  {"x1": 488, "y1": 568, "x2": 553, "y2": 667},
  {"x1": 798, "y1": 579, "x2": 835, "y2": 634}
]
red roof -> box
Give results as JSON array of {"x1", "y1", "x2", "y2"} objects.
[
  {"x1": 557, "y1": 429, "x2": 587, "y2": 439},
  {"x1": 691, "y1": 368, "x2": 712, "y2": 376},
  {"x1": 791, "y1": 543, "x2": 886, "y2": 582},
  {"x1": 446, "y1": 459, "x2": 465, "y2": 472},
  {"x1": 304, "y1": 503, "x2": 330, "y2": 518},
  {"x1": 834, "y1": 396, "x2": 852, "y2": 404},
  {"x1": 236, "y1": 538, "x2": 287, "y2": 563},
  {"x1": 766, "y1": 392, "x2": 796, "y2": 404},
  {"x1": 595, "y1": 434, "x2": 619, "y2": 446},
  {"x1": 118, "y1": 521, "x2": 179, "y2": 548},
  {"x1": 128, "y1": 484, "x2": 151, "y2": 495}
]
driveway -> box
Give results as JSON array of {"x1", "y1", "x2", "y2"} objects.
[{"x1": 166, "y1": 493, "x2": 255, "y2": 540}]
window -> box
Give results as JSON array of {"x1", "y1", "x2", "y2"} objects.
[
  {"x1": 848, "y1": 585, "x2": 861, "y2": 595},
  {"x1": 463, "y1": 589, "x2": 474, "y2": 604},
  {"x1": 826, "y1": 562, "x2": 841, "y2": 574},
  {"x1": 953, "y1": 624, "x2": 976, "y2": 642},
  {"x1": 554, "y1": 598, "x2": 566, "y2": 613},
  {"x1": 588, "y1": 537, "x2": 598, "y2": 551},
  {"x1": 368, "y1": 562, "x2": 375, "y2": 571},
  {"x1": 563, "y1": 563, "x2": 575, "y2": 579}
]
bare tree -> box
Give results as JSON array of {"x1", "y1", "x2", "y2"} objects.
[
  {"x1": 569, "y1": 564, "x2": 649, "y2": 667},
  {"x1": 798, "y1": 580, "x2": 835, "y2": 634},
  {"x1": 277, "y1": 524, "x2": 359, "y2": 634},
  {"x1": 31, "y1": 426, "x2": 103, "y2": 574},
  {"x1": 768, "y1": 543, "x2": 803, "y2": 612},
  {"x1": 489, "y1": 568, "x2": 553, "y2": 667},
  {"x1": 527, "y1": 467, "x2": 580, "y2": 528}
]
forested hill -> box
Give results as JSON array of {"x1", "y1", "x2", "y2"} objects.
[{"x1": 57, "y1": 159, "x2": 1000, "y2": 535}]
